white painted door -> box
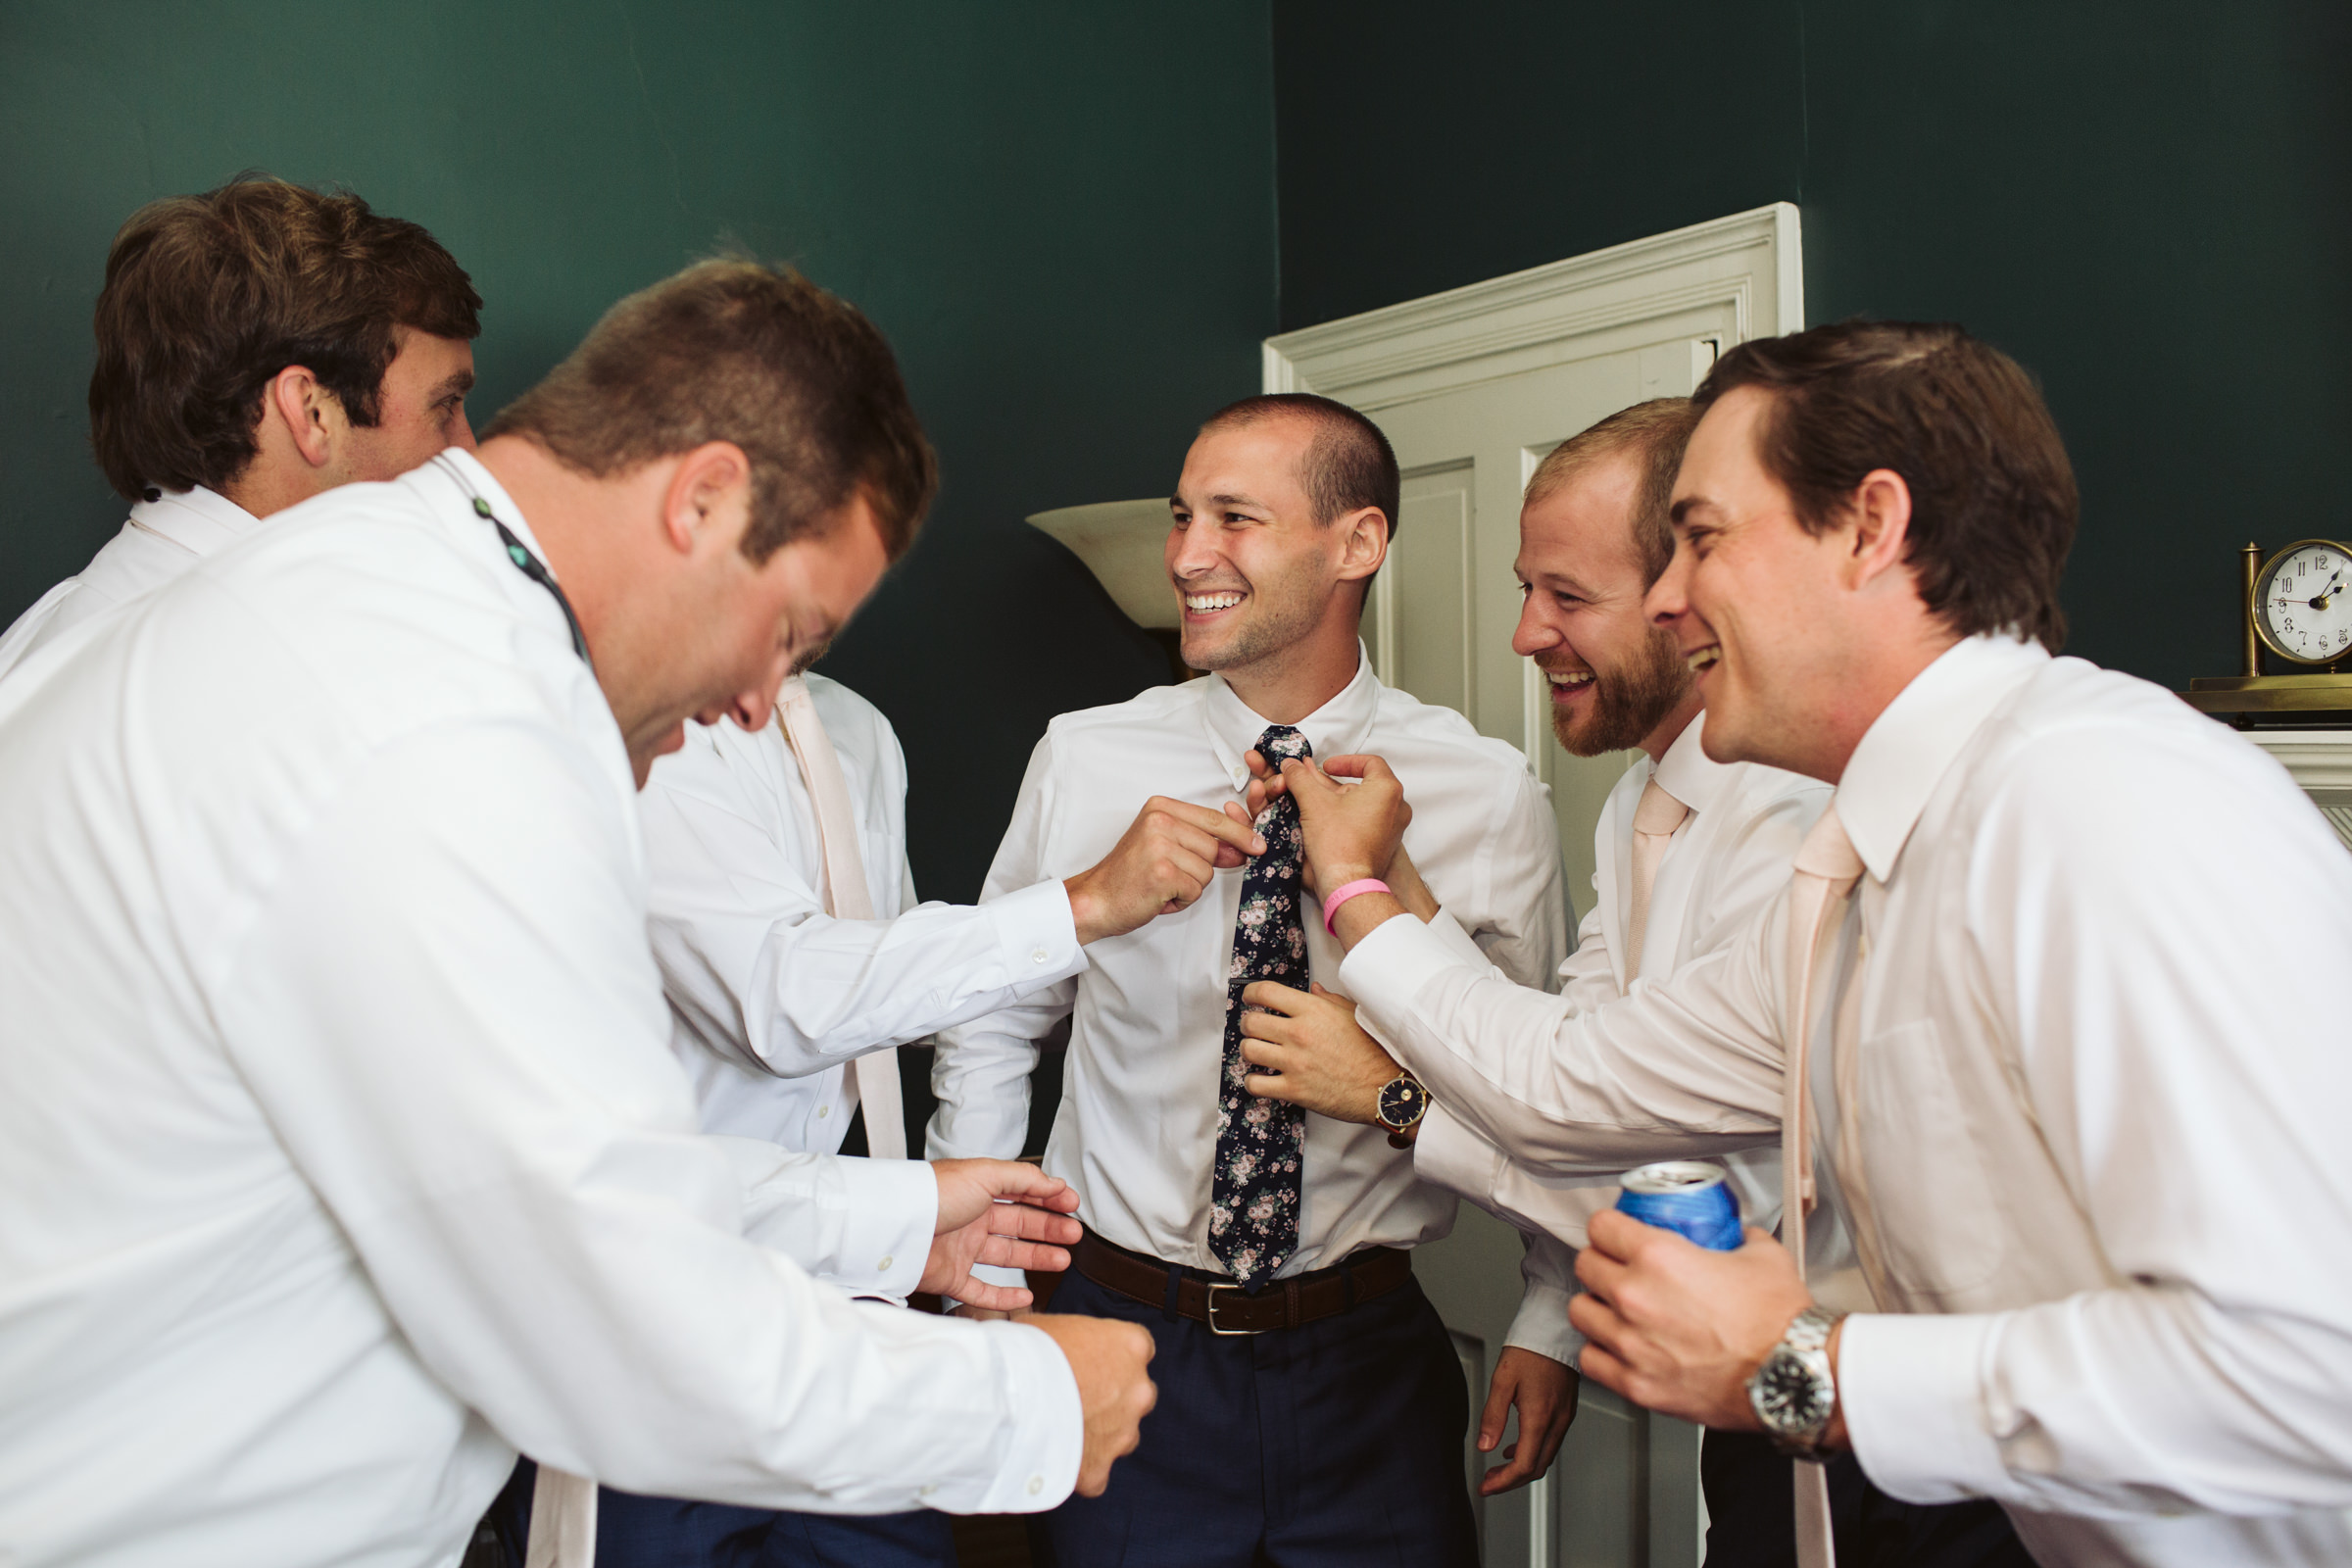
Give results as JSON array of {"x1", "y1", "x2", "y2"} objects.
[{"x1": 1265, "y1": 206, "x2": 1802, "y2": 1568}]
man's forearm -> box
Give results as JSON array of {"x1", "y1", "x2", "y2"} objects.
[{"x1": 1331, "y1": 893, "x2": 1408, "y2": 952}]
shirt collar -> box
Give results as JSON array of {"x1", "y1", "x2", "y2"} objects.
[
  {"x1": 1836, "y1": 633, "x2": 2050, "y2": 882},
  {"x1": 422, "y1": 448, "x2": 561, "y2": 578},
  {"x1": 126, "y1": 486, "x2": 261, "y2": 557},
  {"x1": 1200, "y1": 642, "x2": 1382, "y2": 792},
  {"x1": 1651, "y1": 711, "x2": 1738, "y2": 816}
]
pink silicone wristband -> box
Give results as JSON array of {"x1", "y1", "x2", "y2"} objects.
[{"x1": 1322, "y1": 878, "x2": 1393, "y2": 936}]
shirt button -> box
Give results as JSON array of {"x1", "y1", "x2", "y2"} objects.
[
  {"x1": 878, "y1": 1254, "x2": 894, "y2": 1272},
  {"x1": 919, "y1": 1485, "x2": 938, "y2": 1499},
  {"x1": 817, "y1": 1104, "x2": 830, "y2": 1117},
  {"x1": 1026, "y1": 1475, "x2": 1044, "y2": 1495},
  {"x1": 1231, "y1": 767, "x2": 1248, "y2": 788},
  {"x1": 1032, "y1": 947, "x2": 1050, "y2": 964}
]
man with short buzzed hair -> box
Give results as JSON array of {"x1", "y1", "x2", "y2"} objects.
[
  {"x1": 0, "y1": 174, "x2": 481, "y2": 677},
  {"x1": 931, "y1": 392, "x2": 1577, "y2": 1567}
]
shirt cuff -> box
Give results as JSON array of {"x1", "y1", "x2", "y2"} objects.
[
  {"x1": 721, "y1": 1138, "x2": 935, "y2": 1298},
  {"x1": 1413, "y1": 1102, "x2": 1503, "y2": 1206},
  {"x1": 991, "y1": 878, "x2": 1088, "y2": 988},
  {"x1": 823, "y1": 1155, "x2": 936, "y2": 1299},
  {"x1": 969, "y1": 1320, "x2": 1087, "y2": 1511},
  {"x1": 1421, "y1": 907, "x2": 1494, "y2": 969},
  {"x1": 1502, "y1": 1278, "x2": 1581, "y2": 1366},
  {"x1": 1338, "y1": 911, "x2": 1488, "y2": 1052},
  {"x1": 1839, "y1": 1310, "x2": 2008, "y2": 1506}
]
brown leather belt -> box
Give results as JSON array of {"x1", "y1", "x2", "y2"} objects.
[{"x1": 1071, "y1": 1229, "x2": 1412, "y2": 1336}]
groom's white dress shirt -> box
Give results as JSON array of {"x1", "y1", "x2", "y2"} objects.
[
  {"x1": 929, "y1": 656, "x2": 1581, "y2": 1359},
  {"x1": 0, "y1": 485, "x2": 262, "y2": 680},
  {"x1": 0, "y1": 449, "x2": 1080, "y2": 1568},
  {"x1": 1411, "y1": 720, "x2": 1829, "y2": 1299},
  {"x1": 1341, "y1": 634, "x2": 2352, "y2": 1566},
  {"x1": 641, "y1": 675, "x2": 1084, "y2": 1152}
]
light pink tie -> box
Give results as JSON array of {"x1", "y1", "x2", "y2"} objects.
[
  {"x1": 1780, "y1": 806, "x2": 1865, "y2": 1568},
  {"x1": 776, "y1": 676, "x2": 906, "y2": 1159},
  {"x1": 523, "y1": 1464, "x2": 595, "y2": 1568},
  {"x1": 1623, "y1": 777, "x2": 1690, "y2": 982}
]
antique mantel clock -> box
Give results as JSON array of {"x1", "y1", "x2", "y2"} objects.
[{"x1": 2181, "y1": 541, "x2": 2352, "y2": 726}]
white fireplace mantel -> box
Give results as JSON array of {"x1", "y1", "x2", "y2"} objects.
[{"x1": 2247, "y1": 730, "x2": 2352, "y2": 853}]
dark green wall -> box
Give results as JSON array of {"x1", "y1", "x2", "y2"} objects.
[
  {"x1": 0, "y1": 0, "x2": 1277, "y2": 902},
  {"x1": 1273, "y1": 0, "x2": 2352, "y2": 692}
]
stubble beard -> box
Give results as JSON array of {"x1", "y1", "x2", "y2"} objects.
[
  {"x1": 1180, "y1": 558, "x2": 1331, "y2": 675},
  {"x1": 1552, "y1": 625, "x2": 1690, "y2": 757}
]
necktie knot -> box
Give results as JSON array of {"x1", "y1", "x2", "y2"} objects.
[
  {"x1": 1632, "y1": 777, "x2": 1690, "y2": 837},
  {"x1": 1794, "y1": 804, "x2": 1864, "y2": 891},
  {"x1": 1256, "y1": 724, "x2": 1311, "y2": 766}
]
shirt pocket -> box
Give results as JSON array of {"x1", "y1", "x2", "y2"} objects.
[{"x1": 1855, "y1": 1018, "x2": 2008, "y2": 1301}]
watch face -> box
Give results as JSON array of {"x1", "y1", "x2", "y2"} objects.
[
  {"x1": 1376, "y1": 1076, "x2": 1428, "y2": 1131},
  {"x1": 1755, "y1": 1348, "x2": 1834, "y2": 1434},
  {"x1": 2257, "y1": 541, "x2": 2352, "y2": 664}
]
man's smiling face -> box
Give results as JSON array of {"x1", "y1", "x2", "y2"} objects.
[
  {"x1": 1647, "y1": 385, "x2": 1854, "y2": 774},
  {"x1": 1165, "y1": 417, "x2": 1356, "y2": 676},
  {"x1": 1511, "y1": 450, "x2": 1689, "y2": 757}
]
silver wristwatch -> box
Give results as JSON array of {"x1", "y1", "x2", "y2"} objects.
[{"x1": 1747, "y1": 1305, "x2": 1842, "y2": 1459}]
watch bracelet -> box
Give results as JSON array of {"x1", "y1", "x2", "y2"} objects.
[{"x1": 1755, "y1": 1304, "x2": 1843, "y2": 1459}]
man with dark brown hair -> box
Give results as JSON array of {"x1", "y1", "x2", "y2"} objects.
[
  {"x1": 0, "y1": 174, "x2": 481, "y2": 678},
  {"x1": 1271, "y1": 321, "x2": 2352, "y2": 1566},
  {"x1": 0, "y1": 258, "x2": 1160, "y2": 1567}
]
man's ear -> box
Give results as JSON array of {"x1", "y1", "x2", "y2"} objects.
[
  {"x1": 262, "y1": 366, "x2": 344, "y2": 470},
  {"x1": 1843, "y1": 468, "x2": 1914, "y2": 593},
  {"x1": 659, "y1": 440, "x2": 755, "y2": 557},
  {"x1": 1334, "y1": 506, "x2": 1391, "y2": 583}
]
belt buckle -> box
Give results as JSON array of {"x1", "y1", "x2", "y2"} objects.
[{"x1": 1204, "y1": 1282, "x2": 1263, "y2": 1337}]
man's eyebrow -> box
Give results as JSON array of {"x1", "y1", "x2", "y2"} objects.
[
  {"x1": 433, "y1": 368, "x2": 476, "y2": 400},
  {"x1": 1208, "y1": 492, "x2": 1267, "y2": 511},
  {"x1": 1669, "y1": 495, "x2": 1715, "y2": 528},
  {"x1": 1531, "y1": 567, "x2": 1601, "y2": 598}
]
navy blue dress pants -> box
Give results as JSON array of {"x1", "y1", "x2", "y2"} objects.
[
  {"x1": 487, "y1": 1457, "x2": 955, "y2": 1568},
  {"x1": 1698, "y1": 1430, "x2": 2034, "y2": 1568},
  {"x1": 1039, "y1": 1264, "x2": 1479, "y2": 1568}
]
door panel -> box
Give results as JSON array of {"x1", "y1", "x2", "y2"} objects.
[{"x1": 1367, "y1": 464, "x2": 1477, "y2": 714}]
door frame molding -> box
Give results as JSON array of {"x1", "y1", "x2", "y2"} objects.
[{"x1": 1261, "y1": 202, "x2": 1802, "y2": 409}]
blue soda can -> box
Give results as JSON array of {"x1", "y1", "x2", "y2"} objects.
[{"x1": 1615, "y1": 1161, "x2": 1743, "y2": 1250}]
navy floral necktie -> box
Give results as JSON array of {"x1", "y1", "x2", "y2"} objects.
[{"x1": 1209, "y1": 724, "x2": 1311, "y2": 1287}]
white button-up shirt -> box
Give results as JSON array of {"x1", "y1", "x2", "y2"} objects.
[
  {"x1": 1342, "y1": 635, "x2": 2352, "y2": 1566},
  {"x1": 641, "y1": 677, "x2": 1084, "y2": 1152},
  {"x1": 0, "y1": 485, "x2": 262, "y2": 680},
  {"x1": 929, "y1": 656, "x2": 1581, "y2": 1359},
  {"x1": 1414, "y1": 719, "x2": 1829, "y2": 1270},
  {"x1": 0, "y1": 449, "x2": 1081, "y2": 1568}
]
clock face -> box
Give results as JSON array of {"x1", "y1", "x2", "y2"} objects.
[{"x1": 2257, "y1": 541, "x2": 2352, "y2": 665}]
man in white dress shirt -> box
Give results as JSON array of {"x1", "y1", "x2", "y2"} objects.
[
  {"x1": 929, "y1": 394, "x2": 1579, "y2": 1566},
  {"x1": 0, "y1": 259, "x2": 1159, "y2": 1568},
  {"x1": 588, "y1": 663, "x2": 1266, "y2": 1568},
  {"x1": 0, "y1": 175, "x2": 481, "y2": 679},
  {"x1": 1237, "y1": 398, "x2": 2030, "y2": 1566},
  {"x1": 1273, "y1": 323, "x2": 2352, "y2": 1566}
]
